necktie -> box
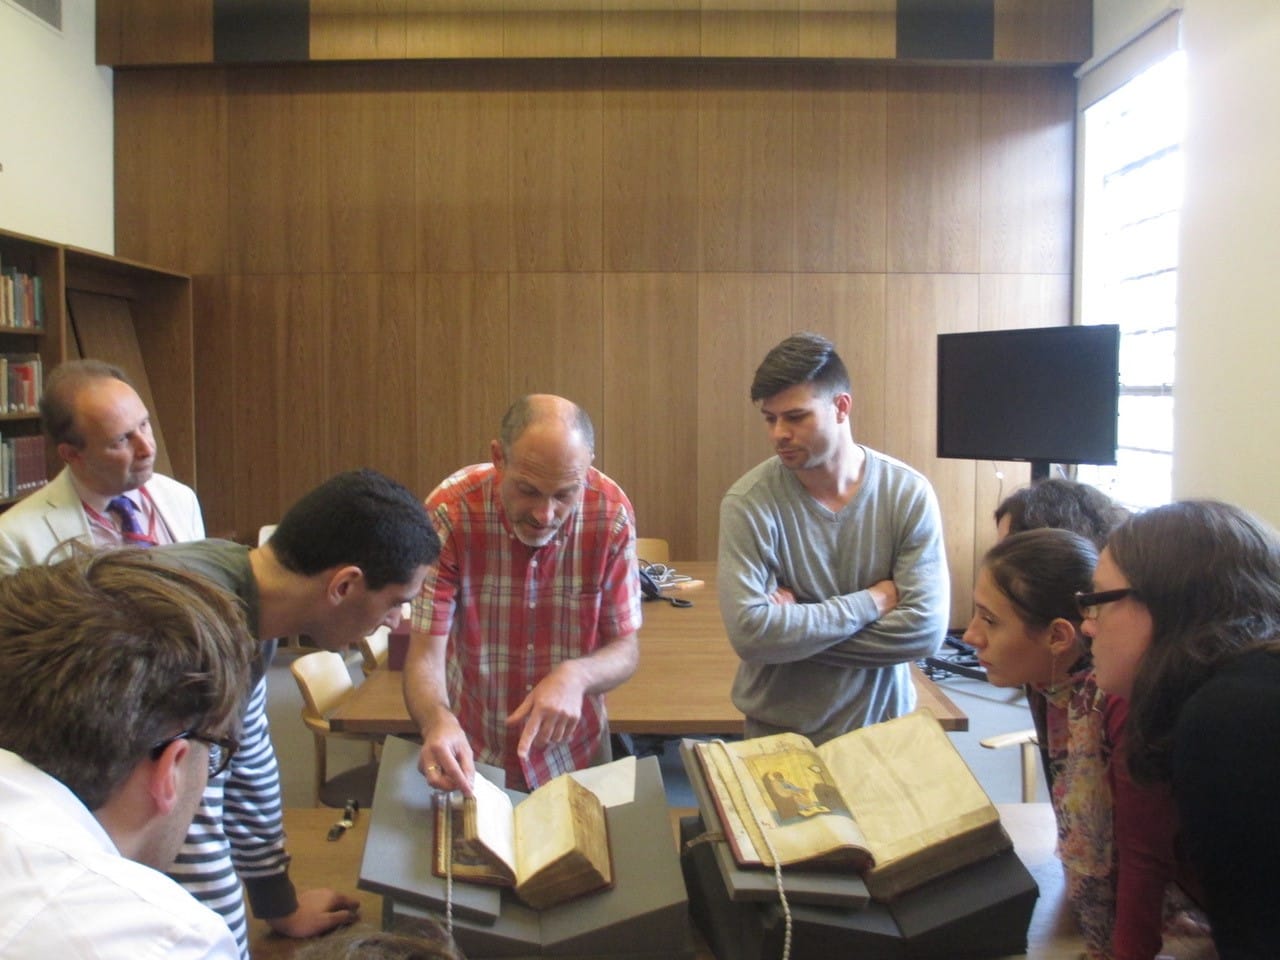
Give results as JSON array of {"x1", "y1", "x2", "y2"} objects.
[{"x1": 107, "y1": 496, "x2": 149, "y2": 543}]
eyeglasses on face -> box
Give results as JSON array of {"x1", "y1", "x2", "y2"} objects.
[
  {"x1": 149, "y1": 728, "x2": 240, "y2": 778},
  {"x1": 1074, "y1": 587, "x2": 1140, "y2": 621}
]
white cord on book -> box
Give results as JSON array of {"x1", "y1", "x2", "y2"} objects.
[{"x1": 711, "y1": 740, "x2": 792, "y2": 960}]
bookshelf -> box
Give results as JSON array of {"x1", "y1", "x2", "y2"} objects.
[{"x1": 0, "y1": 227, "x2": 194, "y2": 511}]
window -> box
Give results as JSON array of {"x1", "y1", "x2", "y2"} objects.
[{"x1": 1076, "y1": 50, "x2": 1186, "y2": 511}]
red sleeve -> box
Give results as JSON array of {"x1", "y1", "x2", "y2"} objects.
[{"x1": 1107, "y1": 697, "x2": 1178, "y2": 960}]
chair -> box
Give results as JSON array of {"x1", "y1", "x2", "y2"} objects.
[
  {"x1": 635, "y1": 537, "x2": 670, "y2": 564},
  {"x1": 289, "y1": 651, "x2": 381, "y2": 808},
  {"x1": 359, "y1": 626, "x2": 390, "y2": 677},
  {"x1": 980, "y1": 728, "x2": 1040, "y2": 802}
]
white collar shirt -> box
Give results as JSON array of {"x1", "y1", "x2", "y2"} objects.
[{"x1": 0, "y1": 749, "x2": 238, "y2": 959}]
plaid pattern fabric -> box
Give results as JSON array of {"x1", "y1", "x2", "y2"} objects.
[{"x1": 414, "y1": 463, "x2": 640, "y2": 789}]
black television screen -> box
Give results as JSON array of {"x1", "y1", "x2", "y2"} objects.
[{"x1": 937, "y1": 324, "x2": 1120, "y2": 476}]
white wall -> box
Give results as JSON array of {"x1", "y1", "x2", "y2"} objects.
[
  {"x1": 1173, "y1": 2, "x2": 1280, "y2": 524},
  {"x1": 0, "y1": 0, "x2": 113, "y2": 252}
]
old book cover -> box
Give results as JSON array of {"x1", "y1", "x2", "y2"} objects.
[
  {"x1": 433, "y1": 769, "x2": 613, "y2": 910},
  {"x1": 693, "y1": 710, "x2": 1011, "y2": 901}
]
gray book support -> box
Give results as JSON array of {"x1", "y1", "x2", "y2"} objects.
[{"x1": 359, "y1": 736, "x2": 694, "y2": 959}]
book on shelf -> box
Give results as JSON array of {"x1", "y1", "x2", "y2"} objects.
[
  {"x1": 690, "y1": 709, "x2": 1012, "y2": 902},
  {"x1": 0, "y1": 265, "x2": 43, "y2": 330},
  {"x1": 1, "y1": 354, "x2": 42, "y2": 413},
  {"x1": 433, "y1": 766, "x2": 613, "y2": 911}
]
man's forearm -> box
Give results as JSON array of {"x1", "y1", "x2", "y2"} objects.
[
  {"x1": 402, "y1": 630, "x2": 453, "y2": 733},
  {"x1": 556, "y1": 631, "x2": 639, "y2": 695}
]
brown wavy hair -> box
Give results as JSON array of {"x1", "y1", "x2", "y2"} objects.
[{"x1": 1108, "y1": 500, "x2": 1280, "y2": 781}]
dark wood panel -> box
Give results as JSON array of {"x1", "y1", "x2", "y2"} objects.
[
  {"x1": 414, "y1": 62, "x2": 513, "y2": 272},
  {"x1": 601, "y1": 273, "x2": 699, "y2": 559},
  {"x1": 602, "y1": 62, "x2": 701, "y2": 272},
  {"x1": 886, "y1": 67, "x2": 982, "y2": 274},
  {"x1": 114, "y1": 69, "x2": 228, "y2": 276},
  {"x1": 794, "y1": 62, "x2": 888, "y2": 273},
  {"x1": 507, "y1": 274, "x2": 605, "y2": 436},
  {"x1": 324, "y1": 274, "x2": 418, "y2": 486},
  {"x1": 416, "y1": 273, "x2": 511, "y2": 495},
  {"x1": 699, "y1": 62, "x2": 796, "y2": 272},
  {"x1": 979, "y1": 67, "x2": 1076, "y2": 275},
  {"x1": 994, "y1": 0, "x2": 1091, "y2": 64},
  {"x1": 694, "y1": 274, "x2": 792, "y2": 558},
  {"x1": 226, "y1": 69, "x2": 329, "y2": 274},
  {"x1": 510, "y1": 62, "x2": 605, "y2": 273},
  {"x1": 192, "y1": 276, "x2": 237, "y2": 537}
]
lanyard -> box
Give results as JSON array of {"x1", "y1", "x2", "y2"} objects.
[{"x1": 83, "y1": 488, "x2": 161, "y2": 546}]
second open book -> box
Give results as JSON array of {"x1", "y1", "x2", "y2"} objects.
[{"x1": 691, "y1": 710, "x2": 1011, "y2": 901}]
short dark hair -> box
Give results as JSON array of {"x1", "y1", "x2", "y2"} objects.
[
  {"x1": 39, "y1": 358, "x2": 135, "y2": 447},
  {"x1": 995, "y1": 478, "x2": 1129, "y2": 550},
  {"x1": 270, "y1": 469, "x2": 440, "y2": 589},
  {"x1": 0, "y1": 550, "x2": 255, "y2": 811},
  {"x1": 983, "y1": 528, "x2": 1097, "y2": 629},
  {"x1": 499, "y1": 395, "x2": 595, "y2": 455},
  {"x1": 295, "y1": 924, "x2": 465, "y2": 960},
  {"x1": 750, "y1": 332, "x2": 851, "y2": 403},
  {"x1": 1109, "y1": 500, "x2": 1280, "y2": 781}
]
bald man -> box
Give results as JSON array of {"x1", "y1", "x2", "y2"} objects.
[
  {"x1": 405, "y1": 395, "x2": 641, "y2": 793},
  {"x1": 0, "y1": 358, "x2": 204, "y2": 575}
]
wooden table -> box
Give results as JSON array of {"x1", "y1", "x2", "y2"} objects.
[{"x1": 330, "y1": 560, "x2": 966, "y2": 736}]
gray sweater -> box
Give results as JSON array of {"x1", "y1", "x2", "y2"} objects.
[{"x1": 717, "y1": 447, "x2": 949, "y2": 744}]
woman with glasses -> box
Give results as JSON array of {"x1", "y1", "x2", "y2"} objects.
[{"x1": 1085, "y1": 499, "x2": 1280, "y2": 960}]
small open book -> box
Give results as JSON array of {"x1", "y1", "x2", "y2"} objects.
[
  {"x1": 692, "y1": 710, "x2": 1011, "y2": 901},
  {"x1": 432, "y1": 770, "x2": 613, "y2": 910}
]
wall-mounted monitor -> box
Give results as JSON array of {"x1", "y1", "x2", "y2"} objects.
[{"x1": 936, "y1": 324, "x2": 1120, "y2": 481}]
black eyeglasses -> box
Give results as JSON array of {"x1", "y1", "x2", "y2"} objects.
[
  {"x1": 150, "y1": 728, "x2": 240, "y2": 778},
  {"x1": 1074, "y1": 588, "x2": 1140, "y2": 620}
]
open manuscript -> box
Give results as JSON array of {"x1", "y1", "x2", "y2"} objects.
[
  {"x1": 432, "y1": 770, "x2": 613, "y2": 911},
  {"x1": 692, "y1": 710, "x2": 1011, "y2": 901}
]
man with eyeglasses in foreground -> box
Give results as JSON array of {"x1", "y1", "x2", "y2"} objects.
[
  {"x1": 151, "y1": 469, "x2": 441, "y2": 957},
  {"x1": 0, "y1": 550, "x2": 257, "y2": 959}
]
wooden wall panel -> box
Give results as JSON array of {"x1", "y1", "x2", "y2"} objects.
[
  {"x1": 108, "y1": 0, "x2": 214, "y2": 66},
  {"x1": 701, "y1": 0, "x2": 799, "y2": 58},
  {"x1": 276, "y1": 280, "x2": 332, "y2": 509},
  {"x1": 794, "y1": 274, "x2": 889, "y2": 453},
  {"x1": 405, "y1": 0, "x2": 504, "y2": 58},
  {"x1": 510, "y1": 63, "x2": 604, "y2": 273},
  {"x1": 317, "y1": 65, "x2": 416, "y2": 274},
  {"x1": 886, "y1": 274, "x2": 980, "y2": 628},
  {"x1": 994, "y1": 0, "x2": 1091, "y2": 64},
  {"x1": 414, "y1": 63, "x2": 513, "y2": 272},
  {"x1": 601, "y1": 274, "x2": 700, "y2": 558},
  {"x1": 886, "y1": 68, "x2": 982, "y2": 274},
  {"x1": 602, "y1": 0, "x2": 701, "y2": 57},
  {"x1": 699, "y1": 63, "x2": 796, "y2": 272},
  {"x1": 507, "y1": 273, "x2": 605, "y2": 450},
  {"x1": 979, "y1": 68, "x2": 1076, "y2": 275},
  {"x1": 311, "y1": 0, "x2": 409, "y2": 60},
  {"x1": 504, "y1": 0, "x2": 603, "y2": 57},
  {"x1": 602, "y1": 63, "x2": 701, "y2": 273},
  {"x1": 114, "y1": 58, "x2": 1077, "y2": 604},
  {"x1": 796, "y1": 0, "x2": 896, "y2": 59},
  {"x1": 226, "y1": 69, "x2": 329, "y2": 275},
  {"x1": 794, "y1": 63, "x2": 887, "y2": 273},
  {"x1": 417, "y1": 274, "x2": 511, "y2": 494},
  {"x1": 114, "y1": 69, "x2": 228, "y2": 276},
  {"x1": 694, "y1": 274, "x2": 792, "y2": 557},
  {"x1": 192, "y1": 276, "x2": 236, "y2": 537},
  {"x1": 324, "y1": 274, "x2": 418, "y2": 486}
]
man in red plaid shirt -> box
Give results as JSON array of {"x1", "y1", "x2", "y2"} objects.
[{"x1": 404, "y1": 395, "x2": 642, "y2": 793}]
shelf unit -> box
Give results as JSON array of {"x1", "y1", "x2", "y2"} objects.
[{"x1": 0, "y1": 227, "x2": 194, "y2": 510}]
